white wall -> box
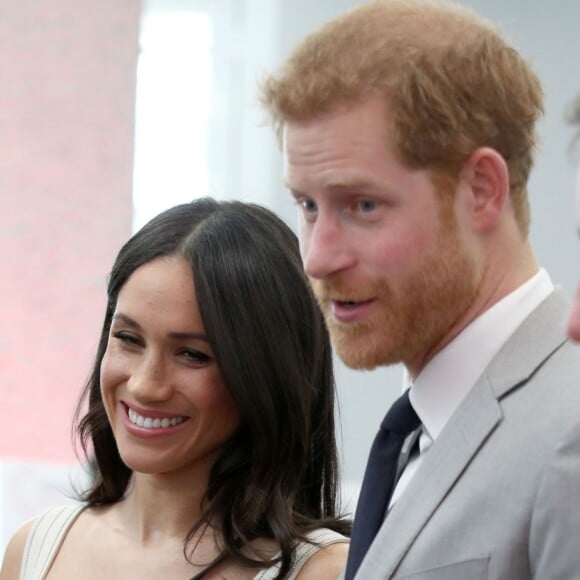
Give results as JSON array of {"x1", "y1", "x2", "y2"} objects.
[{"x1": 0, "y1": 460, "x2": 88, "y2": 556}]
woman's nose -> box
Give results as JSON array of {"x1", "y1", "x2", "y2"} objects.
[{"x1": 126, "y1": 356, "x2": 173, "y2": 402}]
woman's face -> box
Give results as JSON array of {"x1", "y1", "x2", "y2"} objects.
[{"x1": 100, "y1": 255, "x2": 241, "y2": 477}]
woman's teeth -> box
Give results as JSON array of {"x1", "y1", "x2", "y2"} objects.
[{"x1": 127, "y1": 408, "x2": 185, "y2": 429}]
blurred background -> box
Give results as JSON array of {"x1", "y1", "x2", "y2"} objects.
[{"x1": 1, "y1": 0, "x2": 579, "y2": 553}]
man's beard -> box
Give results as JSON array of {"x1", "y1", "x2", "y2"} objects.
[{"x1": 310, "y1": 209, "x2": 482, "y2": 371}]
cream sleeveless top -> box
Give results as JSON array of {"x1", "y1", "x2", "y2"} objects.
[{"x1": 20, "y1": 504, "x2": 348, "y2": 579}]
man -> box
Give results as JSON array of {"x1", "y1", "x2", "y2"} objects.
[
  {"x1": 568, "y1": 95, "x2": 580, "y2": 341},
  {"x1": 261, "y1": 1, "x2": 580, "y2": 579}
]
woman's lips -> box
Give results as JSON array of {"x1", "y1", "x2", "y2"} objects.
[{"x1": 120, "y1": 402, "x2": 190, "y2": 438}]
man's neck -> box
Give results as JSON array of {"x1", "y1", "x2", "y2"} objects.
[{"x1": 407, "y1": 243, "x2": 538, "y2": 379}]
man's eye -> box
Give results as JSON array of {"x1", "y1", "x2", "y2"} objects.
[
  {"x1": 299, "y1": 199, "x2": 317, "y2": 213},
  {"x1": 358, "y1": 199, "x2": 377, "y2": 212}
]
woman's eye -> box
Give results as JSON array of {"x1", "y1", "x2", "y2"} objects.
[
  {"x1": 112, "y1": 331, "x2": 141, "y2": 347},
  {"x1": 180, "y1": 349, "x2": 211, "y2": 365}
]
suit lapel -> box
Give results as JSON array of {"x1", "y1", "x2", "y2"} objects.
[
  {"x1": 355, "y1": 289, "x2": 570, "y2": 579},
  {"x1": 483, "y1": 289, "x2": 568, "y2": 399},
  {"x1": 357, "y1": 377, "x2": 501, "y2": 578}
]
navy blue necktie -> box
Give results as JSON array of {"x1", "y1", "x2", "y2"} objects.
[{"x1": 345, "y1": 390, "x2": 421, "y2": 579}]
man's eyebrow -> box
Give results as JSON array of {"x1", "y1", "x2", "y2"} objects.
[{"x1": 284, "y1": 176, "x2": 381, "y2": 193}]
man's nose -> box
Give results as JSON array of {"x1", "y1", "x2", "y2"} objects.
[{"x1": 301, "y1": 213, "x2": 356, "y2": 279}]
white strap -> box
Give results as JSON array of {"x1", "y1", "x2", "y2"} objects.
[
  {"x1": 20, "y1": 509, "x2": 346, "y2": 580},
  {"x1": 253, "y1": 529, "x2": 349, "y2": 580},
  {"x1": 20, "y1": 504, "x2": 85, "y2": 580}
]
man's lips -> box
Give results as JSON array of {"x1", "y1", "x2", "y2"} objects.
[{"x1": 330, "y1": 298, "x2": 376, "y2": 323}]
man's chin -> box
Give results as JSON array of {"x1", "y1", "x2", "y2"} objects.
[{"x1": 333, "y1": 338, "x2": 402, "y2": 371}]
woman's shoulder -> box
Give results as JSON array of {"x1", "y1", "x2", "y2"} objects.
[
  {"x1": 0, "y1": 504, "x2": 86, "y2": 580},
  {"x1": 302, "y1": 528, "x2": 349, "y2": 546},
  {"x1": 252, "y1": 528, "x2": 349, "y2": 580},
  {"x1": 0, "y1": 518, "x2": 36, "y2": 580},
  {"x1": 294, "y1": 540, "x2": 348, "y2": 580},
  {"x1": 294, "y1": 528, "x2": 349, "y2": 580}
]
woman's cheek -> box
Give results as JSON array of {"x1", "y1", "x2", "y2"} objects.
[{"x1": 100, "y1": 347, "x2": 126, "y2": 414}]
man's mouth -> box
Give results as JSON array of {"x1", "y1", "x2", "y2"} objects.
[
  {"x1": 329, "y1": 298, "x2": 376, "y2": 323},
  {"x1": 334, "y1": 299, "x2": 373, "y2": 307}
]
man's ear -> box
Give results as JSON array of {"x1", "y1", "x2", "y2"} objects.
[{"x1": 459, "y1": 147, "x2": 510, "y2": 232}]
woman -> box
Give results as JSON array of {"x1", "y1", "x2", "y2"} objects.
[{"x1": 1, "y1": 199, "x2": 349, "y2": 579}]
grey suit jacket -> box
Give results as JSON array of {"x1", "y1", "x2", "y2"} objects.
[{"x1": 353, "y1": 289, "x2": 580, "y2": 579}]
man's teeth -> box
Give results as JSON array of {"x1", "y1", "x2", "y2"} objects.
[{"x1": 127, "y1": 408, "x2": 185, "y2": 429}]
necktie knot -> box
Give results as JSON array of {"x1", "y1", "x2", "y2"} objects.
[{"x1": 381, "y1": 389, "x2": 421, "y2": 435}]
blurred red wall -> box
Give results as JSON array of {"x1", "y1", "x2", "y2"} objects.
[{"x1": 0, "y1": 0, "x2": 141, "y2": 462}]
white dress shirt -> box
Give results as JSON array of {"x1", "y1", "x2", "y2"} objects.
[{"x1": 389, "y1": 268, "x2": 554, "y2": 508}]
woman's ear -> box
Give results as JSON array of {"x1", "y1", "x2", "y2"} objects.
[{"x1": 459, "y1": 147, "x2": 510, "y2": 232}]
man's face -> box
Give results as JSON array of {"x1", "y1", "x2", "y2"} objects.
[
  {"x1": 283, "y1": 96, "x2": 483, "y2": 375},
  {"x1": 567, "y1": 163, "x2": 580, "y2": 341}
]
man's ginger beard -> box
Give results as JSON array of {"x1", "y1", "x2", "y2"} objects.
[{"x1": 310, "y1": 198, "x2": 482, "y2": 371}]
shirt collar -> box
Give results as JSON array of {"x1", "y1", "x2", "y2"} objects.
[{"x1": 406, "y1": 269, "x2": 554, "y2": 441}]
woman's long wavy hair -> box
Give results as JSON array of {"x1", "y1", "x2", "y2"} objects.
[{"x1": 75, "y1": 198, "x2": 350, "y2": 578}]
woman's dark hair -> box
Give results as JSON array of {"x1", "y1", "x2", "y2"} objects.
[{"x1": 75, "y1": 198, "x2": 349, "y2": 577}]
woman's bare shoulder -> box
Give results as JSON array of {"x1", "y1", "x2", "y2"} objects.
[
  {"x1": 0, "y1": 518, "x2": 37, "y2": 580},
  {"x1": 295, "y1": 540, "x2": 349, "y2": 580}
]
